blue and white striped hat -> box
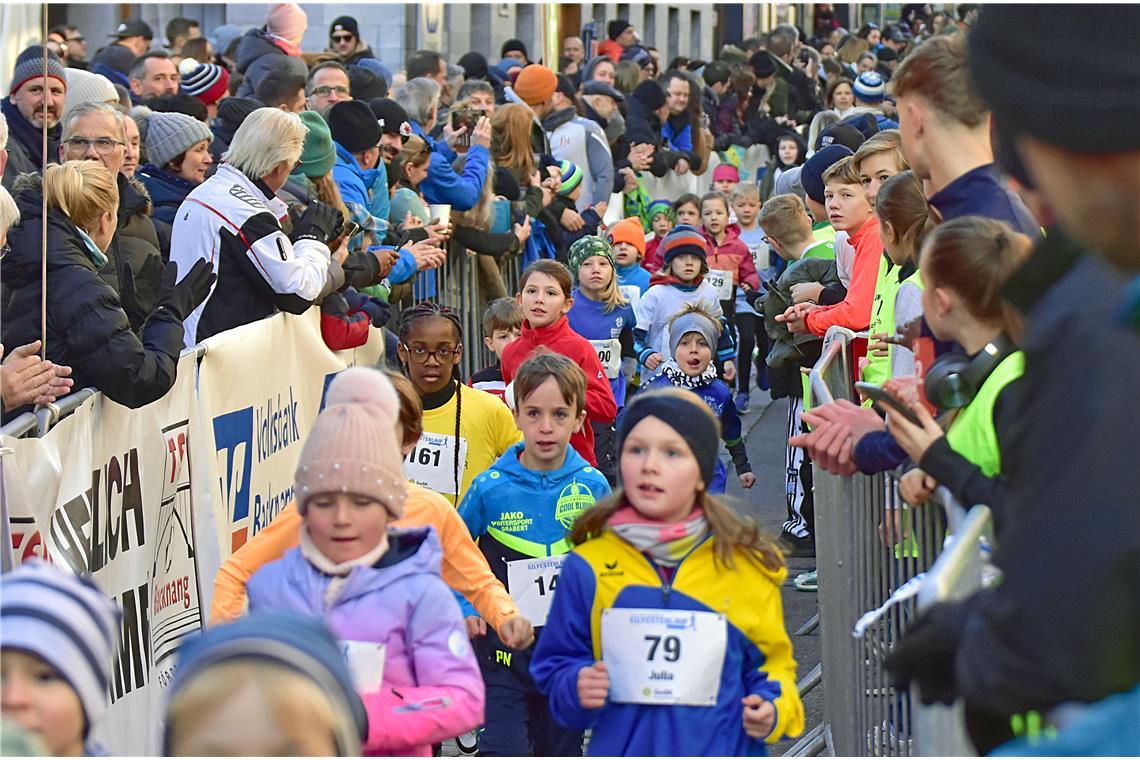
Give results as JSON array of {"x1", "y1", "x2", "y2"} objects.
[
  {"x1": 854, "y1": 71, "x2": 887, "y2": 103},
  {"x1": 0, "y1": 561, "x2": 120, "y2": 735}
]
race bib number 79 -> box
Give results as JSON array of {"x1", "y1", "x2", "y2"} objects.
[{"x1": 601, "y1": 608, "x2": 727, "y2": 706}]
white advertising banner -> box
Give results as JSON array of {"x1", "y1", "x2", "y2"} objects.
[{"x1": 0, "y1": 309, "x2": 385, "y2": 754}]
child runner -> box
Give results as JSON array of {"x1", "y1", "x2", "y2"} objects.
[
  {"x1": 164, "y1": 614, "x2": 368, "y2": 756},
  {"x1": 210, "y1": 368, "x2": 535, "y2": 651},
  {"x1": 645, "y1": 195, "x2": 700, "y2": 273},
  {"x1": 641, "y1": 199, "x2": 675, "y2": 274},
  {"x1": 0, "y1": 562, "x2": 120, "y2": 757},
  {"x1": 567, "y1": 236, "x2": 638, "y2": 482},
  {"x1": 634, "y1": 224, "x2": 737, "y2": 384},
  {"x1": 501, "y1": 260, "x2": 618, "y2": 469},
  {"x1": 606, "y1": 217, "x2": 651, "y2": 306},
  {"x1": 459, "y1": 352, "x2": 612, "y2": 756},
  {"x1": 731, "y1": 183, "x2": 771, "y2": 399},
  {"x1": 644, "y1": 305, "x2": 757, "y2": 493},
  {"x1": 470, "y1": 297, "x2": 524, "y2": 403},
  {"x1": 701, "y1": 191, "x2": 760, "y2": 409},
  {"x1": 397, "y1": 302, "x2": 522, "y2": 505},
  {"x1": 247, "y1": 370, "x2": 484, "y2": 755},
  {"x1": 882, "y1": 217, "x2": 1030, "y2": 523},
  {"x1": 530, "y1": 389, "x2": 804, "y2": 755},
  {"x1": 862, "y1": 171, "x2": 931, "y2": 386}
]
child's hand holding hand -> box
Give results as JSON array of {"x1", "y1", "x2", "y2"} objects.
[
  {"x1": 722, "y1": 360, "x2": 737, "y2": 383},
  {"x1": 899, "y1": 468, "x2": 938, "y2": 505},
  {"x1": 561, "y1": 208, "x2": 585, "y2": 231},
  {"x1": 577, "y1": 662, "x2": 610, "y2": 709},
  {"x1": 741, "y1": 694, "x2": 776, "y2": 739},
  {"x1": 644, "y1": 352, "x2": 664, "y2": 370},
  {"x1": 465, "y1": 616, "x2": 487, "y2": 638},
  {"x1": 790, "y1": 282, "x2": 824, "y2": 305},
  {"x1": 498, "y1": 614, "x2": 535, "y2": 650},
  {"x1": 593, "y1": 200, "x2": 608, "y2": 218},
  {"x1": 739, "y1": 472, "x2": 757, "y2": 489}
]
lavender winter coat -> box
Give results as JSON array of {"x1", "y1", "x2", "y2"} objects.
[{"x1": 248, "y1": 526, "x2": 484, "y2": 756}]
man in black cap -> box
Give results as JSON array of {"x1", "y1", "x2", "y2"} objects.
[
  {"x1": 500, "y1": 39, "x2": 529, "y2": 66},
  {"x1": 885, "y1": 5, "x2": 1140, "y2": 755},
  {"x1": 624, "y1": 80, "x2": 674, "y2": 178},
  {"x1": 598, "y1": 19, "x2": 638, "y2": 62},
  {"x1": 368, "y1": 98, "x2": 412, "y2": 165},
  {"x1": 2, "y1": 47, "x2": 68, "y2": 187},
  {"x1": 328, "y1": 16, "x2": 376, "y2": 66},
  {"x1": 327, "y1": 100, "x2": 388, "y2": 240},
  {"x1": 108, "y1": 19, "x2": 153, "y2": 57}
]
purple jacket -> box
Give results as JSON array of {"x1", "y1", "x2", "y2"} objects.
[{"x1": 248, "y1": 527, "x2": 484, "y2": 756}]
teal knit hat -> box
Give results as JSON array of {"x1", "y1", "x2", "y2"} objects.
[
  {"x1": 296, "y1": 110, "x2": 336, "y2": 178},
  {"x1": 646, "y1": 199, "x2": 674, "y2": 224},
  {"x1": 558, "y1": 160, "x2": 584, "y2": 195},
  {"x1": 567, "y1": 236, "x2": 615, "y2": 282}
]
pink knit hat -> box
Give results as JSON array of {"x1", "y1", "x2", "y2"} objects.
[
  {"x1": 266, "y1": 3, "x2": 308, "y2": 44},
  {"x1": 294, "y1": 368, "x2": 407, "y2": 518}
]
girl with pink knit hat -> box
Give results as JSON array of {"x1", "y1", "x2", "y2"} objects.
[{"x1": 247, "y1": 368, "x2": 484, "y2": 755}]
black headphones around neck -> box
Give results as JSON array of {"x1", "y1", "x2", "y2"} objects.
[{"x1": 923, "y1": 333, "x2": 1016, "y2": 410}]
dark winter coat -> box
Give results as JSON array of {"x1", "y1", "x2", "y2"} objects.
[
  {"x1": 100, "y1": 174, "x2": 165, "y2": 331},
  {"x1": 0, "y1": 185, "x2": 184, "y2": 416},
  {"x1": 625, "y1": 95, "x2": 673, "y2": 178},
  {"x1": 136, "y1": 164, "x2": 201, "y2": 255},
  {"x1": 234, "y1": 28, "x2": 307, "y2": 98}
]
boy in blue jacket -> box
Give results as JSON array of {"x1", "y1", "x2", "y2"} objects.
[
  {"x1": 644, "y1": 305, "x2": 756, "y2": 493},
  {"x1": 458, "y1": 352, "x2": 611, "y2": 756}
]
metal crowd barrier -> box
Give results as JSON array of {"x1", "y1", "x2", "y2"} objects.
[{"x1": 793, "y1": 326, "x2": 990, "y2": 757}]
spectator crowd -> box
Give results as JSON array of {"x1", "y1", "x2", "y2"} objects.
[{"x1": 0, "y1": 3, "x2": 1137, "y2": 758}]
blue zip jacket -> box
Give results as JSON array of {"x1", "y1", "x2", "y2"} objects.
[
  {"x1": 530, "y1": 529, "x2": 804, "y2": 755},
  {"x1": 409, "y1": 121, "x2": 490, "y2": 212},
  {"x1": 568, "y1": 289, "x2": 637, "y2": 407},
  {"x1": 616, "y1": 261, "x2": 651, "y2": 302},
  {"x1": 457, "y1": 442, "x2": 611, "y2": 618}
]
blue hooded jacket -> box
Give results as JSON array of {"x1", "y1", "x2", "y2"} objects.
[{"x1": 408, "y1": 121, "x2": 490, "y2": 212}]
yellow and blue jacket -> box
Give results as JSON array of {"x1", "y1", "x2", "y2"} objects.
[{"x1": 530, "y1": 529, "x2": 804, "y2": 756}]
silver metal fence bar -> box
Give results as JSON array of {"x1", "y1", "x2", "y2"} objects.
[
  {"x1": 34, "y1": 387, "x2": 97, "y2": 437},
  {"x1": 0, "y1": 412, "x2": 39, "y2": 439}
]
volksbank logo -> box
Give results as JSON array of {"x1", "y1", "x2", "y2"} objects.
[{"x1": 214, "y1": 407, "x2": 252, "y2": 552}]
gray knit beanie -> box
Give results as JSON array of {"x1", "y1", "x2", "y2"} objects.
[
  {"x1": 10, "y1": 46, "x2": 68, "y2": 95},
  {"x1": 64, "y1": 69, "x2": 119, "y2": 111},
  {"x1": 145, "y1": 111, "x2": 213, "y2": 169}
]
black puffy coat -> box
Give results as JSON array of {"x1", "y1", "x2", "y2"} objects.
[
  {"x1": 0, "y1": 187, "x2": 185, "y2": 416},
  {"x1": 625, "y1": 94, "x2": 674, "y2": 178},
  {"x1": 100, "y1": 174, "x2": 165, "y2": 330}
]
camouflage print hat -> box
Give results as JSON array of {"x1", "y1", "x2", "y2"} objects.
[{"x1": 567, "y1": 235, "x2": 615, "y2": 282}]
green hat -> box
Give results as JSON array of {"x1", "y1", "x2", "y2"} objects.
[
  {"x1": 296, "y1": 111, "x2": 336, "y2": 178},
  {"x1": 567, "y1": 236, "x2": 615, "y2": 283},
  {"x1": 558, "y1": 159, "x2": 584, "y2": 195},
  {"x1": 646, "y1": 199, "x2": 674, "y2": 224}
]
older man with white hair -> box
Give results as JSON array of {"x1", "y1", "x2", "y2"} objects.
[{"x1": 170, "y1": 107, "x2": 342, "y2": 344}]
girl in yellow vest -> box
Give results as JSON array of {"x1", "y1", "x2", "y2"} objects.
[{"x1": 882, "y1": 217, "x2": 1032, "y2": 523}]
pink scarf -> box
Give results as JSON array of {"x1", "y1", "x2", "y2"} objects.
[{"x1": 608, "y1": 505, "x2": 709, "y2": 567}]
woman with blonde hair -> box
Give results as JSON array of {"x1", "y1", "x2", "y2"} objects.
[
  {"x1": 0, "y1": 160, "x2": 213, "y2": 411},
  {"x1": 491, "y1": 104, "x2": 556, "y2": 220}
]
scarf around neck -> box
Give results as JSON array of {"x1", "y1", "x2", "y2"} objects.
[
  {"x1": 300, "y1": 526, "x2": 390, "y2": 608},
  {"x1": 608, "y1": 505, "x2": 709, "y2": 567},
  {"x1": 660, "y1": 358, "x2": 717, "y2": 389}
]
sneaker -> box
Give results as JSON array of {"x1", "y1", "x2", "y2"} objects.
[
  {"x1": 735, "y1": 392, "x2": 751, "y2": 414},
  {"x1": 756, "y1": 362, "x2": 770, "y2": 391},
  {"x1": 794, "y1": 569, "x2": 818, "y2": 591},
  {"x1": 780, "y1": 532, "x2": 816, "y2": 558},
  {"x1": 456, "y1": 730, "x2": 479, "y2": 755}
]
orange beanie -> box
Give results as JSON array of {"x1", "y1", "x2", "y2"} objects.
[{"x1": 606, "y1": 216, "x2": 646, "y2": 258}]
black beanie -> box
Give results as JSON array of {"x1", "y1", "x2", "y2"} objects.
[
  {"x1": 608, "y1": 19, "x2": 632, "y2": 40},
  {"x1": 500, "y1": 38, "x2": 528, "y2": 60},
  {"x1": 327, "y1": 100, "x2": 382, "y2": 153},
  {"x1": 216, "y1": 97, "x2": 262, "y2": 133},
  {"x1": 840, "y1": 112, "x2": 880, "y2": 140},
  {"x1": 632, "y1": 79, "x2": 666, "y2": 112},
  {"x1": 750, "y1": 51, "x2": 776, "y2": 79},
  {"x1": 617, "y1": 392, "x2": 721, "y2": 488},
  {"x1": 368, "y1": 98, "x2": 412, "y2": 138},
  {"x1": 969, "y1": 4, "x2": 1140, "y2": 153},
  {"x1": 329, "y1": 16, "x2": 359, "y2": 39},
  {"x1": 347, "y1": 65, "x2": 387, "y2": 101},
  {"x1": 457, "y1": 51, "x2": 489, "y2": 81},
  {"x1": 816, "y1": 123, "x2": 866, "y2": 153}
]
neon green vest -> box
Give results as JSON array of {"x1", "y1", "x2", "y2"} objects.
[
  {"x1": 861, "y1": 256, "x2": 923, "y2": 389},
  {"x1": 803, "y1": 239, "x2": 836, "y2": 261},
  {"x1": 810, "y1": 220, "x2": 837, "y2": 256},
  {"x1": 944, "y1": 351, "x2": 1025, "y2": 477}
]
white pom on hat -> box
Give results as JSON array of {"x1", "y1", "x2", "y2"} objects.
[{"x1": 178, "y1": 57, "x2": 201, "y2": 76}]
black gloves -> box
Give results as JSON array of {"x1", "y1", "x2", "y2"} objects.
[
  {"x1": 884, "y1": 600, "x2": 972, "y2": 706},
  {"x1": 292, "y1": 199, "x2": 343, "y2": 244},
  {"x1": 345, "y1": 289, "x2": 391, "y2": 327},
  {"x1": 155, "y1": 259, "x2": 216, "y2": 323},
  {"x1": 118, "y1": 255, "x2": 164, "y2": 330}
]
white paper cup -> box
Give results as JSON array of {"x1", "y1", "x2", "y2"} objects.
[{"x1": 428, "y1": 204, "x2": 451, "y2": 226}]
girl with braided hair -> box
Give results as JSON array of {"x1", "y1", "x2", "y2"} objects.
[{"x1": 396, "y1": 301, "x2": 521, "y2": 506}]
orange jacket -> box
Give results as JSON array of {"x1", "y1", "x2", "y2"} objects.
[
  {"x1": 210, "y1": 482, "x2": 520, "y2": 631},
  {"x1": 805, "y1": 217, "x2": 882, "y2": 336}
]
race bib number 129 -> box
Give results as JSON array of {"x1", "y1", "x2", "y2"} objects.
[{"x1": 601, "y1": 608, "x2": 727, "y2": 706}]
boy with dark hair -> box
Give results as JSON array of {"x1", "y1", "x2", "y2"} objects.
[{"x1": 470, "y1": 297, "x2": 524, "y2": 402}]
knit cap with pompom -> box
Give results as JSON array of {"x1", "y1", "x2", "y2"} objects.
[{"x1": 294, "y1": 367, "x2": 407, "y2": 518}]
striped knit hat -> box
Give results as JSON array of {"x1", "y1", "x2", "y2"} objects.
[
  {"x1": 9, "y1": 46, "x2": 68, "y2": 95},
  {"x1": 179, "y1": 58, "x2": 230, "y2": 106},
  {"x1": 0, "y1": 562, "x2": 120, "y2": 735},
  {"x1": 558, "y1": 160, "x2": 584, "y2": 195},
  {"x1": 659, "y1": 223, "x2": 709, "y2": 268},
  {"x1": 853, "y1": 71, "x2": 886, "y2": 103}
]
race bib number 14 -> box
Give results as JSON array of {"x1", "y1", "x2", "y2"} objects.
[
  {"x1": 601, "y1": 608, "x2": 727, "y2": 706},
  {"x1": 506, "y1": 554, "x2": 566, "y2": 627},
  {"x1": 404, "y1": 432, "x2": 468, "y2": 496}
]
